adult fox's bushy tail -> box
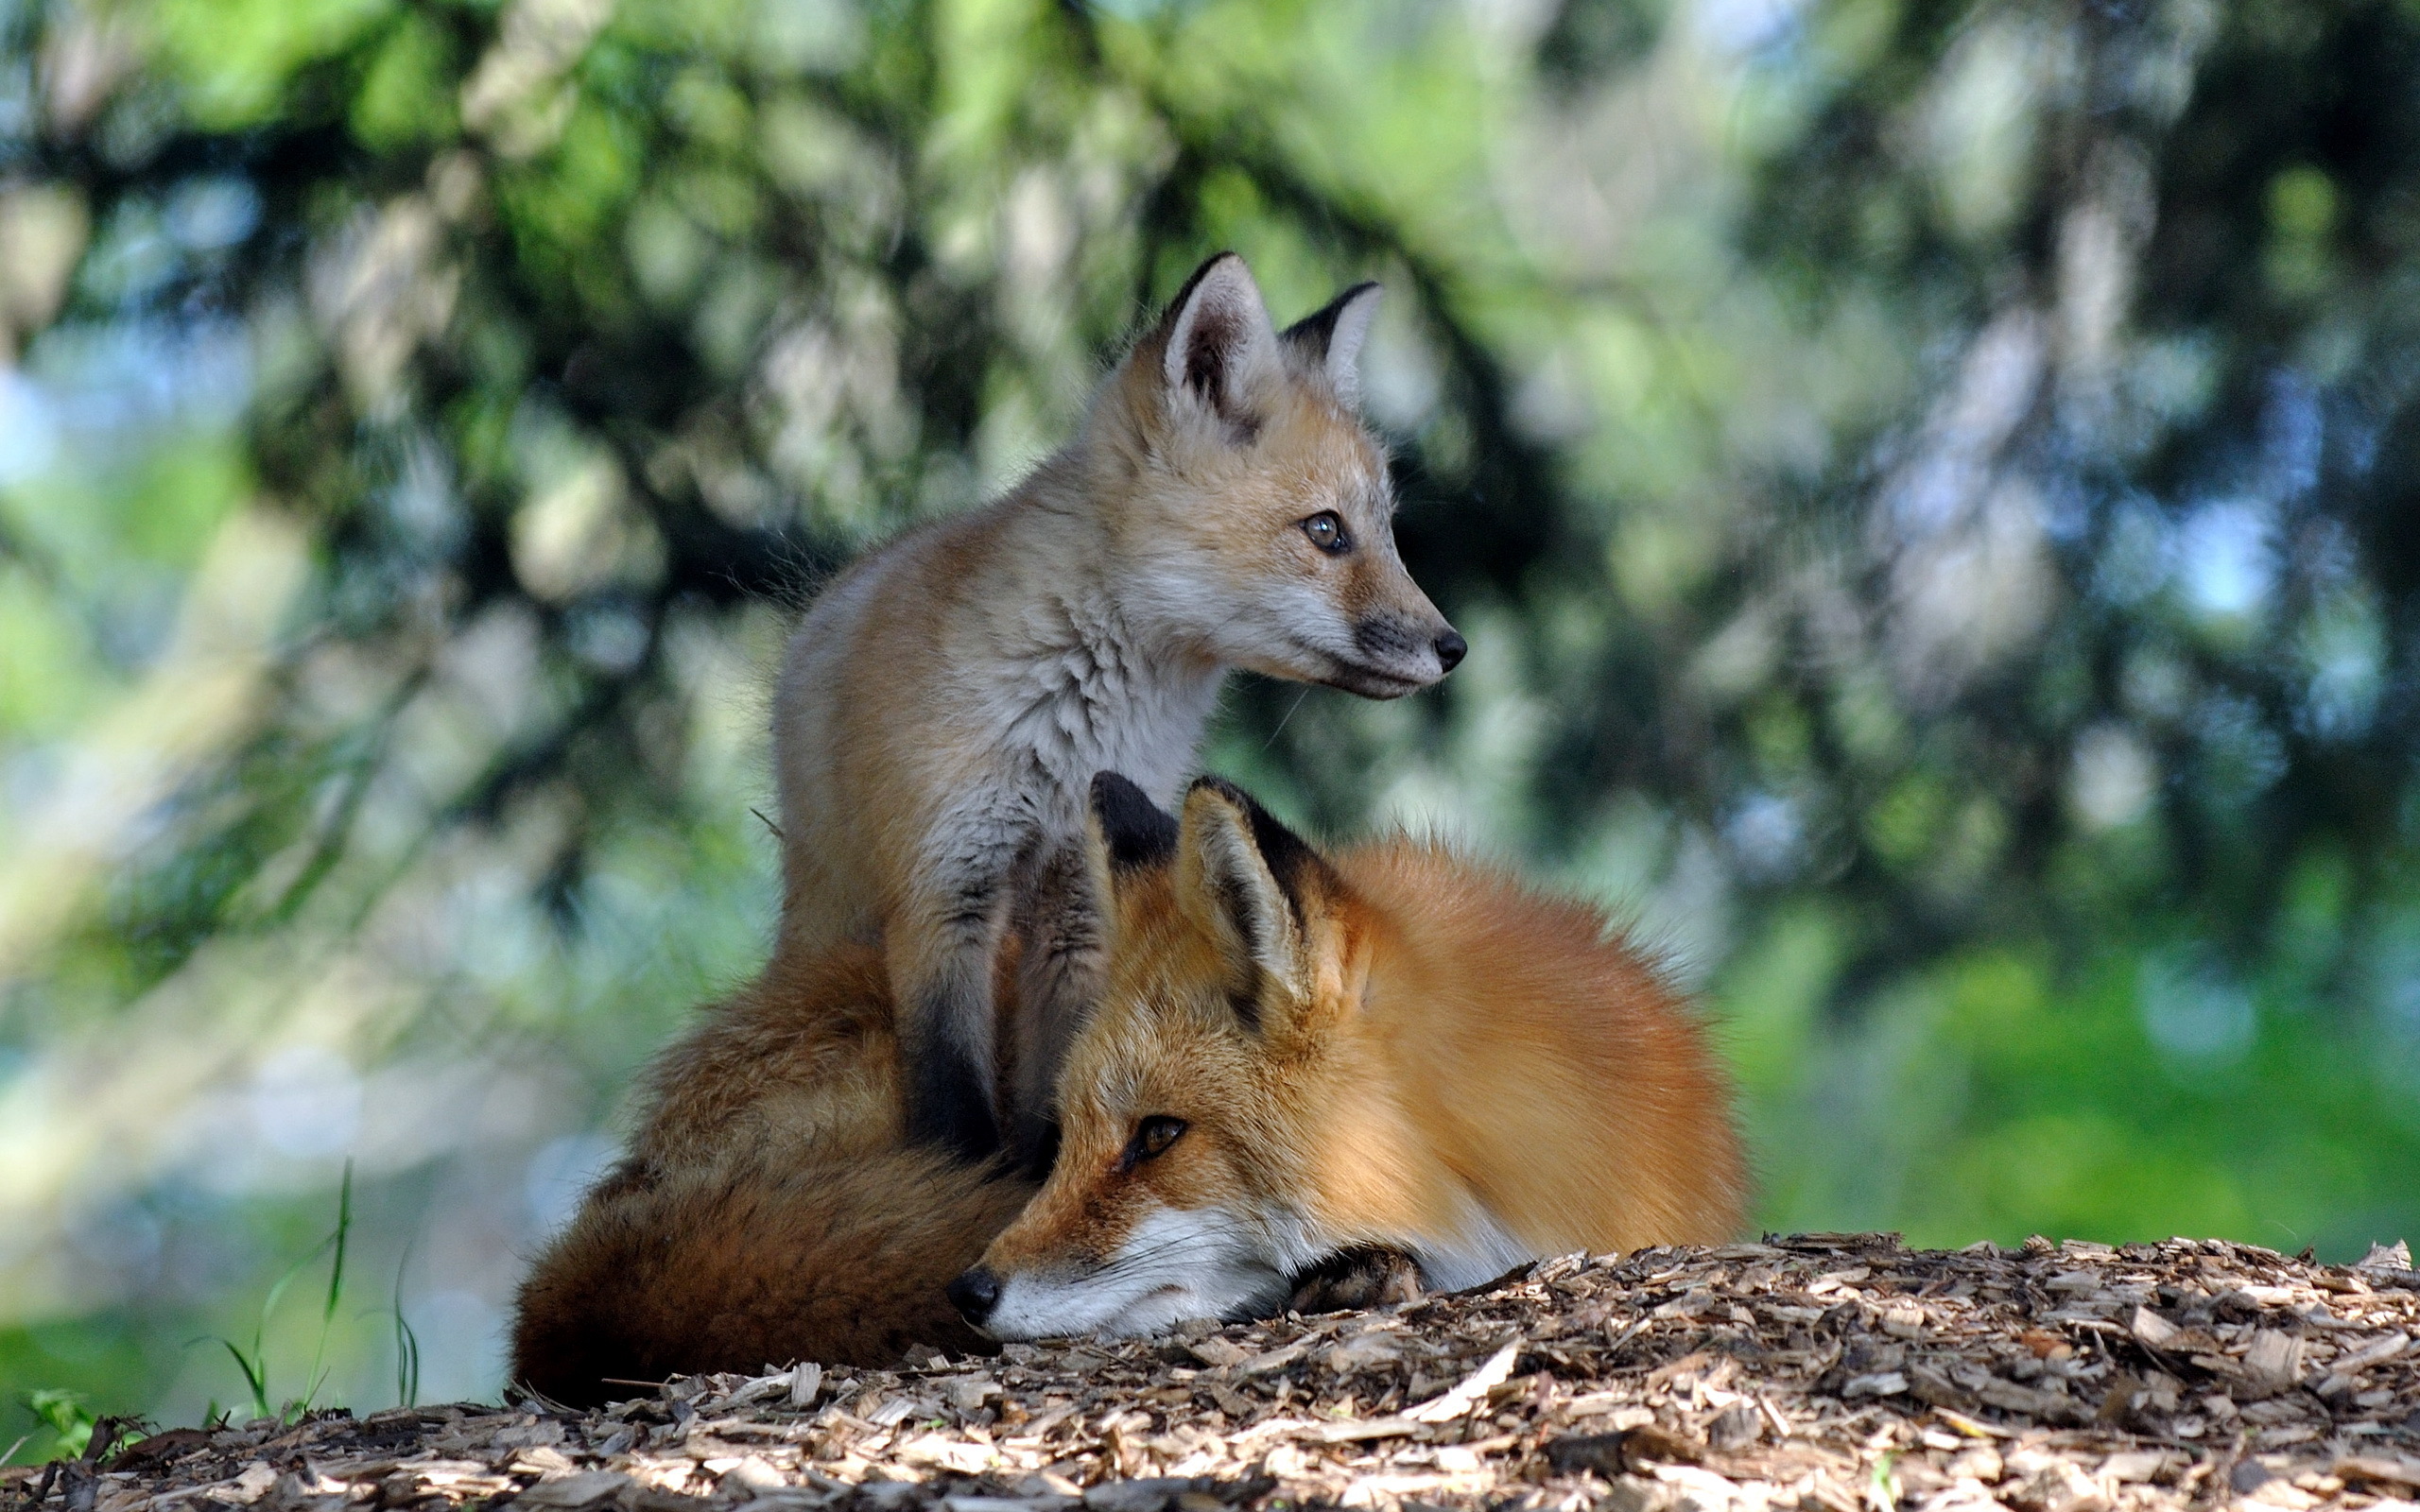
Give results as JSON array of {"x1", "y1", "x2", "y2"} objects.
[{"x1": 510, "y1": 946, "x2": 1033, "y2": 1406}]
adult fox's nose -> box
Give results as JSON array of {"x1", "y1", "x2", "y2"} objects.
[
  {"x1": 946, "y1": 1266, "x2": 1001, "y2": 1326},
  {"x1": 1433, "y1": 628, "x2": 1467, "y2": 672}
]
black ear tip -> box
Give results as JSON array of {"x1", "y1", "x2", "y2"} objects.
[
  {"x1": 1187, "y1": 773, "x2": 1253, "y2": 808},
  {"x1": 1092, "y1": 770, "x2": 1179, "y2": 870},
  {"x1": 1282, "y1": 281, "x2": 1382, "y2": 356},
  {"x1": 1165, "y1": 251, "x2": 1247, "y2": 319},
  {"x1": 1184, "y1": 776, "x2": 1325, "y2": 895}
]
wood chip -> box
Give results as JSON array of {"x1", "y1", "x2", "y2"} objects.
[
  {"x1": 2333, "y1": 1330, "x2": 2411, "y2": 1373},
  {"x1": 2358, "y1": 1242, "x2": 2412, "y2": 1274},
  {"x1": 2337, "y1": 1454, "x2": 2420, "y2": 1487},
  {"x1": 790, "y1": 1362, "x2": 824, "y2": 1409},
  {"x1": 2243, "y1": 1329, "x2": 2307, "y2": 1389},
  {"x1": 1401, "y1": 1339, "x2": 1518, "y2": 1422},
  {"x1": 515, "y1": 1470, "x2": 631, "y2": 1506},
  {"x1": 2128, "y1": 1305, "x2": 2178, "y2": 1349}
]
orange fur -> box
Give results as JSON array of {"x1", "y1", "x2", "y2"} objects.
[
  {"x1": 510, "y1": 946, "x2": 1034, "y2": 1405},
  {"x1": 966, "y1": 781, "x2": 1745, "y2": 1338}
]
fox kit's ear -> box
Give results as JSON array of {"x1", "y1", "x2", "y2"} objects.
[
  {"x1": 1177, "y1": 777, "x2": 1331, "y2": 1025},
  {"x1": 1282, "y1": 282, "x2": 1381, "y2": 408},
  {"x1": 1159, "y1": 252, "x2": 1279, "y2": 423}
]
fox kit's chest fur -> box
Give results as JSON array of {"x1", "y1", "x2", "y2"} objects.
[
  {"x1": 768, "y1": 253, "x2": 1462, "y2": 1164},
  {"x1": 960, "y1": 578, "x2": 1223, "y2": 833},
  {"x1": 775, "y1": 504, "x2": 1222, "y2": 916}
]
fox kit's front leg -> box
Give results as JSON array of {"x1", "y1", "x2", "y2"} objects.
[
  {"x1": 999, "y1": 839, "x2": 1110, "y2": 1176},
  {"x1": 899, "y1": 827, "x2": 1110, "y2": 1170},
  {"x1": 890, "y1": 868, "x2": 1011, "y2": 1162}
]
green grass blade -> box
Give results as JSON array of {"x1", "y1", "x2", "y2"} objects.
[
  {"x1": 243, "y1": 1208, "x2": 342, "y2": 1420},
  {"x1": 394, "y1": 1311, "x2": 420, "y2": 1410},
  {"x1": 256, "y1": 1231, "x2": 334, "y2": 1333},
  {"x1": 301, "y1": 1160, "x2": 355, "y2": 1416},
  {"x1": 216, "y1": 1339, "x2": 269, "y2": 1422},
  {"x1": 390, "y1": 1241, "x2": 420, "y2": 1409},
  {"x1": 323, "y1": 1161, "x2": 353, "y2": 1326}
]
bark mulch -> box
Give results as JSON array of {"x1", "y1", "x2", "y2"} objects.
[{"x1": 15, "y1": 1234, "x2": 2420, "y2": 1512}]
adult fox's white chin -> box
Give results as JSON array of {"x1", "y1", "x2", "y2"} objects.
[{"x1": 982, "y1": 1206, "x2": 1294, "y2": 1339}]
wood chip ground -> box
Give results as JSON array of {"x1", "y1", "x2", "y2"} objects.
[{"x1": 18, "y1": 1236, "x2": 2420, "y2": 1512}]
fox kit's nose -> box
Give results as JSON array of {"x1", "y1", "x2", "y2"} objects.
[
  {"x1": 946, "y1": 1266, "x2": 1001, "y2": 1326},
  {"x1": 1433, "y1": 628, "x2": 1466, "y2": 672}
]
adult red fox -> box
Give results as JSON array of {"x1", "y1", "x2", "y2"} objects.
[
  {"x1": 508, "y1": 944, "x2": 1034, "y2": 1406},
  {"x1": 771, "y1": 253, "x2": 1462, "y2": 1168},
  {"x1": 507, "y1": 894, "x2": 1405, "y2": 1402},
  {"x1": 946, "y1": 776, "x2": 1746, "y2": 1339}
]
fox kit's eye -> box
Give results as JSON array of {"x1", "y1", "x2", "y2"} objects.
[
  {"x1": 1301, "y1": 511, "x2": 1352, "y2": 556},
  {"x1": 1121, "y1": 1116, "x2": 1188, "y2": 1167}
]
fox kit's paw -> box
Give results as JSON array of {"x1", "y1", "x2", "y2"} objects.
[{"x1": 1286, "y1": 1246, "x2": 1424, "y2": 1314}]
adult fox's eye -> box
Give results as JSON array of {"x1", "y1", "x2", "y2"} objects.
[
  {"x1": 1123, "y1": 1116, "x2": 1189, "y2": 1166},
  {"x1": 1301, "y1": 511, "x2": 1351, "y2": 555}
]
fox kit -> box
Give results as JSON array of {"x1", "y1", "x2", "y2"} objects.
[
  {"x1": 774, "y1": 252, "x2": 1463, "y2": 1166},
  {"x1": 509, "y1": 943, "x2": 1035, "y2": 1405},
  {"x1": 945, "y1": 775, "x2": 1746, "y2": 1339}
]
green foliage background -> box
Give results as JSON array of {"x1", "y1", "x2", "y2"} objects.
[{"x1": 1, "y1": 0, "x2": 2417, "y2": 1447}]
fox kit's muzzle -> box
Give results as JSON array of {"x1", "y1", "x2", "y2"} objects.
[{"x1": 1354, "y1": 614, "x2": 1465, "y2": 679}]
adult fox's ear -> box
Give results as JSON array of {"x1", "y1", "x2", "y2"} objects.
[
  {"x1": 1176, "y1": 777, "x2": 1334, "y2": 1029},
  {"x1": 1085, "y1": 772, "x2": 1179, "y2": 883},
  {"x1": 1158, "y1": 251, "x2": 1279, "y2": 424},
  {"x1": 1282, "y1": 282, "x2": 1381, "y2": 408}
]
